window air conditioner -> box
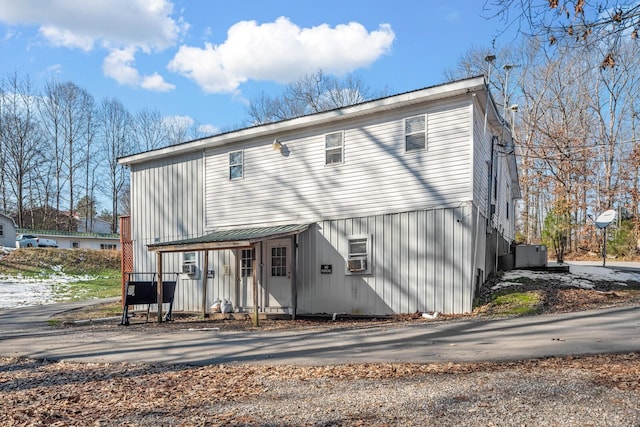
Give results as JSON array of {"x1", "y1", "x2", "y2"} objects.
[
  {"x1": 182, "y1": 263, "x2": 196, "y2": 275},
  {"x1": 347, "y1": 257, "x2": 367, "y2": 272}
]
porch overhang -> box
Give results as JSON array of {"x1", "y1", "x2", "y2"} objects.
[{"x1": 146, "y1": 224, "x2": 309, "y2": 253}]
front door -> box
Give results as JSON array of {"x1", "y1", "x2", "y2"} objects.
[{"x1": 266, "y1": 239, "x2": 292, "y2": 310}]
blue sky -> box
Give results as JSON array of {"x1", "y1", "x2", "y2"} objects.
[{"x1": 0, "y1": 0, "x2": 517, "y2": 135}]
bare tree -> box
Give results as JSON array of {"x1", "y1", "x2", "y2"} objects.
[
  {"x1": 245, "y1": 70, "x2": 387, "y2": 125},
  {"x1": 98, "y1": 98, "x2": 132, "y2": 233},
  {"x1": 0, "y1": 73, "x2": 45, "y2": 228},
  {"x1": 486, "y1": 0, "x2": 640, "y2": 67},
  {"x1": 133, "y1": 108, "x2": 169, "y2": 152}
]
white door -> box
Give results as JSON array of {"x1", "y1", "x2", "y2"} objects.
[
  {"x1": 238, "y1": 248, "x2": 255, "y2": 310},
  {"x1": 266, "y1": 239, "x2": 291, "y2": 310}
]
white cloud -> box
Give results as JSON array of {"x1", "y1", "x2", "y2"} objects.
[
  {"x1": 0, "y1": 0, "x2": 187, "y2": 51},
  {"x1": 198, "y1": 123, "x2": 219, "y2": 135},
  {"x1": 40, "y1": 25, "x2": 94, "y2": 51},
  {"x1": 0, "y1": 0, "x2": 185, "y2": 91},
  {"x1": 141, "y1": 73, "x2": 175, "y2": 92},
  {"x1": 104, "y1": 48, "x2": 175, "y2": 92},
  {"x1": 168, "y1": 16, "x2": 395, "y2": 94}
]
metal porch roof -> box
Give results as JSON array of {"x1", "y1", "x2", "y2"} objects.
[{"x1": 147, "y1": 224, "x2": 309, "y2": 253}]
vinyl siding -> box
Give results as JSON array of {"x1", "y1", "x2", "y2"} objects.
[
  {"x1": 296, "y1": 204, "x2": 475, "y2": 315},
  {"x1": 204, "y1": 98, "x2": 474, "y2": 229},
  {"x1": 129, "y1": 151, "x2": 207, "y2": 311}
]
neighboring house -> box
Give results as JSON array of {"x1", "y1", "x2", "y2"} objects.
[
  {"x1": 16, "y1": 229, "x2": 120, "y2": 250},
  {"x1": 0, "y1": 213, "x2": 17, "y2": 248},
  {"x1": 119, "y1": 76, "x2": 520, "y2": 316},
  {"x1": 76, "y1": 217, "x2": 115, "y2": 234}
]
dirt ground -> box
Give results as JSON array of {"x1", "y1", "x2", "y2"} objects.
[
  {"x1": 3, "y1": 278, "x2": 640, "y2": 425},
  {"x1": 53, "y1": 280, "x2": 640, "y2": 333}
]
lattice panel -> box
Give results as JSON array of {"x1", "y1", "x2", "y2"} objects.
[{"x1": 119, "y1": 216, "x2": 133, "y2": 306}]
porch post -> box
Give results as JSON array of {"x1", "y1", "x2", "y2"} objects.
[
  {"x1": 252, "y1": 244, "x2": 259, "y2": 327},
  {"x1": 157, "y1": 252, "x2": 163, "y2": 323},
  {"x1": 202, "y1": 249, "x2": 209, "y2": 318},
  {"x1": 291, "y1": 235, "x2": 297, "y2": 320}
]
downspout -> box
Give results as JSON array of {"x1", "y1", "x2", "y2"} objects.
[{"x1": 471, "y1": 202, "x2": 481, "y2": 296}]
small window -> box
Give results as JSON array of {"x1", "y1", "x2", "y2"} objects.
[
  {"x1": 405, "y1": 115, "x2": 426, "y2": 151},
  {"x1": 229, "y1": 150, "x2": 243, "y2": 180},
  {"x1": 100, "y1": 244, "x2": 117, "y2": 250},
  {"x1": 325, "y1": 131, "x2": 343, "y2": 165},
  {"x1": 0, "y1": 224, "x2": 3, "y2": 237},
  {"x1": 241, "y1": 248, "x2": 254, "y2": 278},
  {"x1": 72, "y1": 242, "x2": 79, "y2": 248},
  {"x1": 271, "y1": 246, "x2": 287, "y2": 277},
  {"x1": 347, "y1": 235, "x2": 371, "y2": 274},
  {"x1": 183, "y1": 252, "x2": 196, "y2": 264}
]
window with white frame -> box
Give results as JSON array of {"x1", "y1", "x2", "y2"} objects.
[
  {"x1": 229, "y1": 150, "x2": 243, "y2": 180},
  {"x1": 271, "y1": 246, "x2": 287, "y2": 277},
  {"x1": 346, "y1": 235, "x2": 371, "y2": 274},
  {"x1": 72, "y1": 242, "x2": 79, "y2": 248},
  {"x1": 405, "y1": 115, "x2": 426, "y2": 151},
  {"x1": 241, "y1": 248, "x2": 254, "y2": 278},
  {"x1": 325, "y1": 131, "x2": 343, "y2": 165},
  {"x1": 100, "y1": 244, "x2": 117, "y2": 250},
  {"x1": 181, "y1": 251, "x2": 197, "y2": 275}
]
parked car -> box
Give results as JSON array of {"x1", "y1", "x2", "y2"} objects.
[{"x1": 16, "y1": 234, "x2": 58, "y2": 248}]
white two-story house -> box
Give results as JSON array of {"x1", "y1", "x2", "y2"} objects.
[{"x1": 119, "y1": 75, "x2": 520, "y2": 316}]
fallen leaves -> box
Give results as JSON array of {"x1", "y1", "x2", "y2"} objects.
[{"x1": 1, "y1": 353, "x2": 639, "y2": 426}]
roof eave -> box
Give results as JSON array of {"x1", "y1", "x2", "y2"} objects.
[{"x1": 119, "y1": 76, "x2": 487, "y2": 166}]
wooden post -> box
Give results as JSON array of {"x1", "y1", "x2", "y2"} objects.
[
  {"x1": 291, "y1": 235, "x2": 297, "y2": 320},
  {"x1": 157, "y1": 252, "x2": 163, "y2": 323},
  {"x1": 202, "y1": 250, "x2": 209, "y2": 318},
  {"x1": 252, "y1": 250, "x2": 259, "y2": 327}
]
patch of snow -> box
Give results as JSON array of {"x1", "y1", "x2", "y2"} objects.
[
  {"x1": 0, "y1": 271, "x2": 97, "y2": 309},
  {"x1": 499, "y1": 264, "x2": 640, "y2": 291}
]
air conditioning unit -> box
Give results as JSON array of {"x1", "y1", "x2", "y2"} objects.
[
  {"x1": 347, "y1": 257, "x2": 367, "y2": 272},
  {"x1": 182, "y1": 263, "x2": 197, "y2": 275}
]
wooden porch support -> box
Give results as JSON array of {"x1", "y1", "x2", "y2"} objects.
[
  {"x1": 202, "y1": 250, "x2": 209, "y2": 318},
  {"x1": 291, "y1": 235, "x2": 297, "y2": 320},
  {"x1": 157, "y1": 252, "x2": 163, "y2": 323},
  {"x1": 252, "y1": 244, "x2": 259, "y2": 327}
]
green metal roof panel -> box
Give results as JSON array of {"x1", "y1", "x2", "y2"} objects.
[{"x1": 147, "y1": 224, "x2": 309, "y2": 250}]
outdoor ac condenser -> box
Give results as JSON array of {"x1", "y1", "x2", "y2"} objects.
[{"x1": 514, "y1": 245, "x2": 547, "y2": 269}]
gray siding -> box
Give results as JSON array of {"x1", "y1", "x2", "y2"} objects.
[
  {"x1": 204, "y1": 98, "x2": 474, "y2": 229},
  {"x1": 297, "y1": 204, "x2": 476, "y2": 315},
  {"x1": 129, "y1": 150, "x2": 207, "y2": 311}
]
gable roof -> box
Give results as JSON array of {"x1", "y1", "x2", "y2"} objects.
[{"x1": 119, "y1": 75, "x2": 498, "y2": 167}]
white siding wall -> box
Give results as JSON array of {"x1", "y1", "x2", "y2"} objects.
[
  {"x1": 297, "y1": 204, "x2": 476, "y2": 315},
  {"x1": 130, "y1": 151, "x2": 208, "y2": 311},
  {"x1": 471, "y1": 100, "x2": 517, "y2": 243},
  {"x1": 0, "y1": 215, "x2": 16, "y2": 248},
  {"x1": 204, "y1": 98, "x2": 474, "y2": 229},
  {"x1": 472, "y1": 109, "x2": 492, "y2": 217}
]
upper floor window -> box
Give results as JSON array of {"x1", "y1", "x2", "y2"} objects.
[
  {"x1": 405, "y1": 115, "x2": 426, "y2": 151},
  {"x1": 229, "y1": 150, "x2": 243, "y2": 180},
  {"x1": 325, "y1": 131, "x2": 343, "y2": 165}
]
